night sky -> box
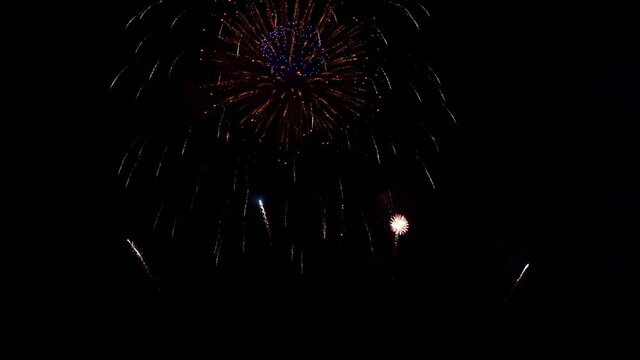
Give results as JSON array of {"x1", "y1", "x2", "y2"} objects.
[{"x1": 58, "y1": 0, "x2": 637, "y2": 355}]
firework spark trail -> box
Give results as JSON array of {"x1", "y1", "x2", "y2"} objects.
[
  {"x1": 135, "y1": 34, "x2": 151, "y2": 54},
  {"x1": 170, "y1": 10, "x2": 186, "y2": 30},
  {"x1": 136, "y1": 83, "x2": 146, "y2": 100},
  {"x1": 181, "y1": 127, "x2": 192, "y2": 157},
  {"x1": 148, "y1": 58, "x2": 163, "y2": 81},
  {"x1": 409, "y1": 81, "x2": 422, "y2": 103},
  {"x1": 232, "y1": 160, "x2": 239, "y2": 193},
  {"x1": 156, "y1": 145, "x2": 168, "y2": 177},
  {"x1": 363, "y1": 213, "x2": 374, "y2": 254},
  {"x1": 124, "y1": 14, "x2": 139, "y2": 30},
  {"x1": 241, "y1": 178, "x2": 250, "y2": 254},
  {"x1": 375, "y1": 25, "x2": 389, "y2": 46},
  {"x1": 370, "y1": 79, "x2": 380, "y2": 96},
  {"x1": 394, "y1": 3, "x2": 420, "y2": 31},
  {"x1": 190, "y1": 178, "x2": 202, "y2": 212},
  {"x1": 217, "y1": 106, "x2": 226, "y2": 139},
  {"x1": 214, "y1": 216, "x2": 223, "y2": 267},
  {"x1": 386, "y1": 188, "x2": 395, "y2": 213},
  {"x1": 437, "y1": 89, "x2": 447, "y2": 103},
  {"x1": 140, "y1": 1, "x2": 160, "y2": 21},
  {"x1": 371, "y1": 134, "x2": 382, "y2": 165},
  {"x1": 110, "y1": 66, "x2": 128, "y2": 90},
  {"x1": 425, "y1": 64, "x2": 442, "y2": 85},
  {"x1": 168, "y1": 52, "x2": 183, "y2": 77},
  {"x1": 115, "y1": 0, "x2": 451, "y2": 274},
  {"x1": 283, "y1": 200, "x2": 289, "y2": 230},
  {"x1": 292, "y1": 158, "x2": 297, "y2": 184},
  {"x1": 429, "y1": 132, "x2": 440, "y2": 153},
  {"x1": 337, "y1": 177, "x2": 345, "y2": 232},
  {"x1": 258, "y1": 199, "x2": 272, "y2": 243},
  {"x1": 153, "y1": 203, "x2": 164, "y2": 231},
  {"x1": 117, "y1": 136, "x2": 140, "y2": 176},
  {"x1": 446, "y1": 107, "x2": 458, "y2": 125},
  {"x1": 321, "y1": 207, "x2": 327, "y2": 241},
  {"x1": 506, "y1": 263, "x2": 530, "y2": 301},
  {"x1": 416, "y1": 154, "x2": 436, "y2": 190},
  {"x1": 417, "y1": 3, "x2": 432, "y2": 18},
  {"x1": 381, "y1": 67, "x2": 392, "y2": 90},
  {"x1": 125, "y1": 135, "x2": 150, "y2": 189},
  {"x1": 126, "y1": 239, "x2": 153, "y2": 279},
  {"x1": 171, "y1": 217, "x2": 177, "y2": 239}
]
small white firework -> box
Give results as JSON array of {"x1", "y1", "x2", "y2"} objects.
[{"x1": 390, "y1": 214, "x2": 409, "y2": 236}]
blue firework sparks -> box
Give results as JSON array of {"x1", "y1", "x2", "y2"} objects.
[{"x1": 259, "y1": 22, "x2": 327, "y2": 82}]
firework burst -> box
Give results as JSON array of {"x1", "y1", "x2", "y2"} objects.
[
  {"x1": 390, "y1": 213, "x2": 409, "y2": 256},
  {"x1": 390, "y1": 214, "x2": 409, "y2": 236},
  {"x1": 111, "y1": 0, "x2": 455, "y2": 281},
  {"x1": 206, "y1": 0, "x2": 370, "y2": 145}
]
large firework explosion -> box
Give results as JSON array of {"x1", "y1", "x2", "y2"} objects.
[{"x1": 110, "y1": 0, "x2": 456, "y2": 284}]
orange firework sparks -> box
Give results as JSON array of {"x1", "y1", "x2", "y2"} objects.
[{"x1": 205, "y1": 0, "x2": 370, "y2": 145}]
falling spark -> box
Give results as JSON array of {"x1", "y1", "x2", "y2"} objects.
[
  {"x1": 217, "y1": 106, "x2": 226, "y2": 138},
  {"x1": 284, "y1": 200, "x2": 289, "y2": 230},
  {"x1": 148, "y1": 58, "x2": 163, "y2": 81},
  {"x1": 117, "y1": 136, "x2": 139, "y2": 176},
  {"x1": 380, "y1": 67, "x2": 392, "y2": 90},
  {"x1": 241, "y1": 182, "x2": 250, "y2": 254},
  {"x1": 429, "y1": 133, "x2": 440, "y2": 153},
  {"x1": 170, "y1": 10, "x2": 186, "y2": 30},
  {"x1": 171, "y1": 217, "x2": 177, "y2": 239},
  {"x1": 168, "y1": 52, "x2": 183, "y2": 77},
  {"x1": 417, "y1": 154, "x2": 436, "y2": 190},
  {"x1": 370, "y1": 79, "x2": 379, "y2": 96},
  {"x1": 417, "y1": 4, "x2": 431, "y2": 18},
  {"x1": 140, "y1": 2, "x2": 159, "y2": 20},
  {"x1": 135, "y1": 34, "x2": 151, "y2": 54},
  {"x1": 292, "y1": 158, "x2": 297, "y2": 184},
  {"x1": 426, "y1": 64, "x2": 442, "y2": 85},
  {"x1": 375, "y1": 25, "x2": 389, "y2": 46},
  {"x1": 321, "y1": 207, "x2": 327, "y2": 241},
  {"x1": 110, "y1": 66, "x2": 128, "y2": 90},
  {"x1": 515, "y1": 263, "x2": 530, "y2": 286},
  {"x1": 258, "y1": 199, "x2": 272, "y2": 242},
  {"x1": 214, "y1": 217, "x2": 223, "y2": 267},
  {"x1": 506, "y1": 263, "x2": 530, "y2": 301},
  {"x1": 446, "y1": 107, "x2": 458, "y2": 124},
  {"x1": 126, "y1": 239, "x2": 153, "y2": 279},
  {"x1": 363, "y1": 213, "x2": 374, "y2": 254},
  {"x1": 181, "y1": 127, "x2": 192, "y2": 156},
  {"x1": 395, "y1": 3, "x2": 420, "y2": 31},
  {"x1": 371, "y1": 134, "x2": 382, "y2": 165},
  {"x1": 124, "y1": 14, "x2": 139, "y2": 30},
  {"x1": 409, "y1": 82, "x2": 422, "y2": 103},
  {"x1": 125, "y1": 136, "x2": 149, "y2": 189},
  {"x1": 153, "y1": 203, "x2": 163, "y2": 231},
  {"x1": 156, "y1": 145, "x2": 168, "y2": 178},
  {"x1": 190, "y1": 179, "x2": 201, "y2": 211},
  {"x1": 386, "y1": 188, "x2": 395, "y2": 212},
  {"x1": 136, "y1": 83, "x2": 146, "y2": 100}
]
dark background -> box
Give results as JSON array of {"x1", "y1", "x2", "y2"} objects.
[{"x1": 56, "y1": 0, "x2": 637, "y2": 355}]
